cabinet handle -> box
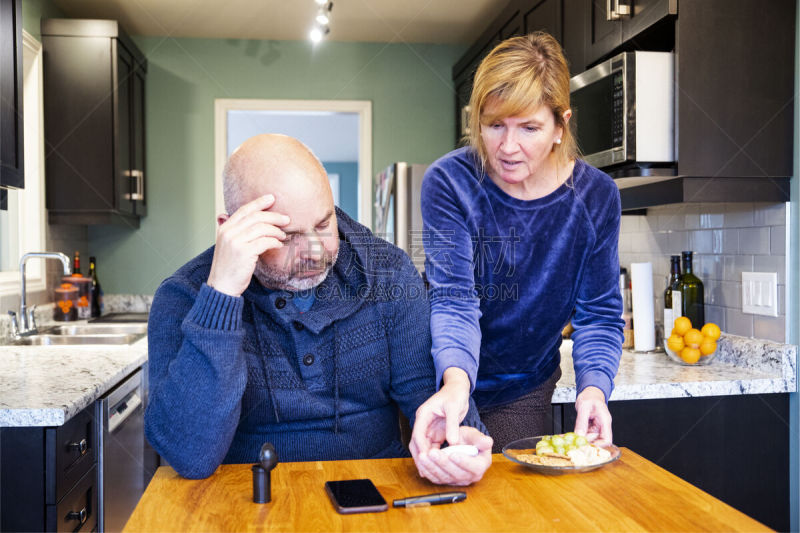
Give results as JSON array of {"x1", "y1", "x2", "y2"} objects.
[
  {"x1": 67, "y1": 507, "x2": 87, "y2": 524},
  {"x1": 68, "y1": 438, "x2": 88, "y2": 456},
  {"x1": 460, "y1": 105, "x2": 471, "y2": 136},
  {"x1": 124, "y1": 169, "x2": 145, "y2": 201},
  {"x1": 607, "y1": 0, "x2": 619, "y2": 20},
  {"x1": 607, "y1": 0, "x2": 630, "y2": 20}
]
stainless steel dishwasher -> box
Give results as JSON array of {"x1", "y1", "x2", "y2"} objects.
[{"x1": 97, "y1": 369, "x2": 145, "y2": 532}]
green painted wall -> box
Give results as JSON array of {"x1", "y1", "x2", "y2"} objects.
[
  {"x1": 21, "y1": 0, "x2": 64, "y2": 39},
  {"x1": 87, "y1": 37, "x2": 466, "y2": 294}
]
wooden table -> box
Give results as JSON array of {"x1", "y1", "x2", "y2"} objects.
[{"x1": 124, "y1": 448, "x2": 770, "y2": 532}]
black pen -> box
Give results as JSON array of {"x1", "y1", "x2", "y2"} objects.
[{"x1": 393, "y1": 491, "x2": 467, "y2": 508}]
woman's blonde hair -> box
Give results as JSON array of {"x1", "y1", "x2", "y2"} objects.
[{"x1": 467, "y1": 32, "x2": 577, "y2": 171}]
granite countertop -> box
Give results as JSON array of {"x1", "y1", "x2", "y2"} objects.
[
  {"x1": 554, "y1": 334, "x2": 797, "y2": 403},
  {"x1": 0, "y1": 295, "x2": 152, "y2": 428},
  {"x1": 0, "y1": 336, "x2": 148, "y2": 427}
]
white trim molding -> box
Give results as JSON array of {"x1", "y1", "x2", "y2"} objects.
[
  {"x1": 213, "y1": 98, "x2": 372, "y2": 229},
  {"x1": 0, "y1": 31, "x2": 46, "y2": 297}
]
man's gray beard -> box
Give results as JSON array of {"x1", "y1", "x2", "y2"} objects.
[{"x1": 253, "y1": 248, "x2": 339, "y2": 292}]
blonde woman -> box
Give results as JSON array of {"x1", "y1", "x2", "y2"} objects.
[{"x1": 410, "y1": 33, "x2": 623, "y2": 484}]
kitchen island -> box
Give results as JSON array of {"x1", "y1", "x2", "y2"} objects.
[{"x1": 124, "y1": 450, "x2": 769, "y2": 532}]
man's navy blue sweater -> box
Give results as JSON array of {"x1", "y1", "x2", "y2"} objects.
[{"x1": 145, "y1": 209, "x2": 484, "y2": 479}]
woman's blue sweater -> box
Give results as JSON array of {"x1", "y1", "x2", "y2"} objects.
[{"x1": 421, "y1": 148, "x2": 624, "y2": 409}]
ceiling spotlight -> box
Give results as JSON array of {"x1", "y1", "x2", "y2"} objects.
[
  {"x1": 310, "y1": 25, "x2": 329, "y2": 43},
  {"x1": 315, "y1": 10, "x2": 329, "y2": 25},
  {"x1": 310, "y1": 27, "x2": 323, "y2": 42},
  {"x1": 314, "y1": 0, "x2": 327, "y2": 5}
]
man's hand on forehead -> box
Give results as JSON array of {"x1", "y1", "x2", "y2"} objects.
[{"x1": 207, "y1": 194, "x2": 292, "y2": 297}]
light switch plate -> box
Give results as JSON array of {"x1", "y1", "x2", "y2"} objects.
[{"x1": 741, "y1": 272, "x2": 778, "y2": 316}]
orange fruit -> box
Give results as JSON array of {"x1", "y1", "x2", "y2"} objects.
[
  {"x1": 701, "y1": 322, "x2": 721, "y2": 341},
  {"x1": 672, "y1": 316, "x2": 692, "y2": 336},
  {"x1": 699, "y1": 338, "x2": 717, "y2": 356},
  {"x1": 680, "y1": 347, "x2": 701, "y2": 364},
  {"x1": 683, "y1": 328, "x2": 703, "y2": 348},
  {"x1": 667, "y1": 334, "x2": 685, "y2": 353}
]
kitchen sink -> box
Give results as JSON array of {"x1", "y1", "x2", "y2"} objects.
[
  {"x1": 7, "y1": 323, "x2": 147, "y2": 346},
  {"x1": 13, "y1": 333, "x2": 145, "y2": 346},
  {"x1": 48, "y1": 324, "x2": 147, "y2": 336}
]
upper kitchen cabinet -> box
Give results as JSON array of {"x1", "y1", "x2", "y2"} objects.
[
  {"x1": 0, "y1": 0, "x2": 24, "y2": 192},
  {"x1": 585, "y1": 0, "x2": 676, "y2": 65},
  {"x1": 675, "y1": 0, "x2": 794, "y2": 179},
  {"x1": 42, "y1": 19, "x2": 147, "y2": 227}
]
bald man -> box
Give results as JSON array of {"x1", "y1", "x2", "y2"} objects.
[{"x1": 145, "y1": 135, "x2": 492, "y2": 484}]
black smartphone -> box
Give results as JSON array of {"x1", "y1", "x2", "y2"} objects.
[{"x1": 324, "y1": 479, "x2": 388, "y2": 514}]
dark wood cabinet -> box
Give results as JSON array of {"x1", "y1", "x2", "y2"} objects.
[
  {"x1": 522, "y1": 0, "x2": 562, "y2": 41},
  {"x1": 585, "y1": 0, "x2": 676, "y2": 65},
  {"x1": 554, "y1": 393, "x2": 790, "y2": 531},
  {"x1": 1, "y1": 404, "x2": 98, "y2": 532},
  {"x1": 585, "y1": 0, "x2": 622, "y2": 63},
  {"x1": 674, "y1": 0, "x2": 795, "y2": 179},
  {"x1": 0, "y1": 0, "x2": 24, "y2": 192},
  {"x1": 42, "y1": 19, "x2": 147, "y2": 227}
]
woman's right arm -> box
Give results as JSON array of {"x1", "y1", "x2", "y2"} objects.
[
  {"x1": 420, "y1": 165, "x2": 483, "y2": 392},
  {"x1": 145, "y1": 281, "x2": 247, "y2": 479},
  {"x1": 411, "y1": 164, "x2": 483, "y2": 451}
]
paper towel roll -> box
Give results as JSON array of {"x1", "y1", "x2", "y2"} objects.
[{"x1": 631, "y1": 262, "x2": 655, "y2": 352}]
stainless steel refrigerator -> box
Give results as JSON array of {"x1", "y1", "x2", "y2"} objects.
[{"x1": 374, "y1": 163, "x2": 428, "y2": 272}]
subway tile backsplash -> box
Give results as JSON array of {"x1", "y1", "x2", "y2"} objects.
[{"x1": 618, "y1": 202, "x2": 787, "y2": 343}]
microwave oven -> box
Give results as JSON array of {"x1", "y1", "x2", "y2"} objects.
[{"x1": 569, "y1": 51, "x2": 675, "y2": 170}]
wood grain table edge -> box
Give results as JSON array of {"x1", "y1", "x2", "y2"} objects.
[{"x1": 123, "y1": 448, "x2": 772, "y2": 533}]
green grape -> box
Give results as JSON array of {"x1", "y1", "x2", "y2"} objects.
[
  {"x1": 566, "y1": 444, "x2": 577, "y2": 453},
  {"x1": 574, "y1": 435, "x2": 588, "y2": 447},
  {"x1": 536, "y1": 439, "x2": 550, "y2": 450},
  {"x1": 537, "y1": 445, "x2": 554, "y2": 456},
  {"x1": 550, "y1": 435, "x2": 566, "y2": 447},
  {"x1": 563, "y1": 432, "x2": 576, "y2": 444}
]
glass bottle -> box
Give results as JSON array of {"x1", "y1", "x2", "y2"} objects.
[
  {"x1": 664, "y1": 255, "x2": 681, "y2": 335},
  {"x1": 89, "y1": 256, "x2": 104, "y2": 318},
  {"x1": 679, "y1": 251, "x2": 704, "y2": 327},
  {"x1": 72, "y1": 250, "x2": 82, "y2": 276}
]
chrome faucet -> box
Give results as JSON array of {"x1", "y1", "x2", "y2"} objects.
[{"x1": 9, "y1": 252, "x2": 71, "y2": 337}]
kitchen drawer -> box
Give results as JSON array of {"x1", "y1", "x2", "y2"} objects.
[
  {"x1": 46, "y1": 404, "x2": 96, "y2": 504},
  {"x1": 46, "y1": 464, "x2": 98, "y2": 533}
]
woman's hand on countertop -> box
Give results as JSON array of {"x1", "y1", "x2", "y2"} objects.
[{"x1": 574, "y1": 386, "x2": 613, "y2": 445}]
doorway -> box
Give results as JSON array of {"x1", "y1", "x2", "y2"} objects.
[{"x1": 214, "y1": 99, "x2": 372, "y2": 228}]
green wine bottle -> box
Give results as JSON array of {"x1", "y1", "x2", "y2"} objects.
[
  {"x1": 664, "y1": 255, "x2": 681, "y2": 334},
  {"x1": 679, "y1": 251, "x2": 704, "y2": 327}
]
